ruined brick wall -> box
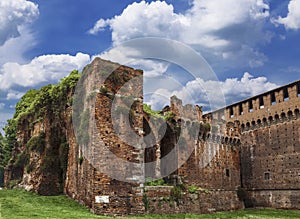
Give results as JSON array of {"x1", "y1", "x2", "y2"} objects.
[
  {"x1": 143, "y1": 95, "x2": 243, "y2": 214},
  {"x1": 4, "y1": 85, "x2": 75, "y2": 195},
  {"x1": 168, "y1": 96, "x2": 241, "y2": 191},
  {"x1": 65, "y1": 58, "x2": 145, "y2": 216},
  {"x1": 6, "y1": 55, "x2": 300, "y2": 215},
  {"x1": 223, "y1": 80, "x2": 300, "y2": 209}
]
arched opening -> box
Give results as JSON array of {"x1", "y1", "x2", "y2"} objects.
[
  {"x1": 274, "y1": 114, "x2": 280, "y2": 123},
  {"x1": 295, "y1": 109, "x2": 300, "y2": 118},
  {"x1": 233, "y1": 138, "x2": 236, "y2": 144},
  {"x1": 160, "y1": 122, "x2": 178, "y2": 181},
  {"x1": 268, "y1": 116, "x2": 273, "y2": 124},
  {"x1": 262, "y1": 118, "x2": 267, "y2": 126},
  {"x1": 241, "y1": 124, "x2": 245, "y2": 132},
  {"x1": 287, "y1": 110, "x2": 293, "y2": 119},
  {"x1": 221, "y1": 136, "x2": 225, "y2": 144},
  {"x1": 281, "y1": 112, "x2": 286, "y2": 121},
  {"x1": 246, "y1": 122, "x2": 250, "y2": 131},
  {"x1": 257, "y1": 119, "x2": 261, "y2": 127}
]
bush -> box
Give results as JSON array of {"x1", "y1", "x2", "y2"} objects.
[
  {"x1": 41, "y1": 156, "x2": 59, "y2": 172},
  {"x1": 145, "y1": 178, "x2": 169, "y2": 186},
  {"x1": 188, "y1": 185, "x2": 198, "y2": 194},
  {"x1": 170, "y1": 184, "x2": 185, "y2": 205},
  {"x1": 164, "y1": 111, "x2": 175, "y2": 122},
  {"x1": 142, "y1": 193, "x2": 149, "y2": 211},
  {"x1": 14, "y1": 152, "x2": 29, "y2": 168},
  {"x1": 59, "y1": 142, "x2": 69, "y2": 177},
  {"x1": 201, "y1": 123, "x2": 211, "y2": 132},
  {"x1": 27, "y1": 132, "x2": 46, "y2": 153}
]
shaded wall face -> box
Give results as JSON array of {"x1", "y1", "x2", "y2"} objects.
[
  {"x1": 177, "y1": 140, "x2": 241, "y2": 190},
  {"x1": 241, "y1": 118, "x2": 300, "y2": 189},
  {"x1": 164, "y1": 97, "x2": 241, "y2": 190},
  {"x1": 240, "y1": 116, "x2": 300, "y2": 209}
]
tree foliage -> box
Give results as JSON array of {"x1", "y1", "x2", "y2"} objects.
[{"x1": 0, "y1": 70, "x2": 81, "y2": 170}]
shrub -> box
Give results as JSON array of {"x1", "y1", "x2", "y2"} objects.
[
  {"x1": 145, "y1": 178, "x2": 169, "y2": 186},
  {"x1": 27, "y1": 132, "x2": 46, "y2": 153},
  {"x1": 201, "y1": 123, "x2": 211, "y2": 132},
  {"x1": 59, "y1": 142, "x2": 69, "y2": 177},
  {"x1": 142, "y1": 193, "x2": 149, "y2": 211},
  {"x1": 14, "y1": 152, "x2": 29, "y2": 168},
  {"x1": 170, "y1": 184, "x2": 185, "y2": 205},
  {"x1": 164, "y1": 111, "x2": 175, "y2": 122},
  {"x1": 41, "y1": 156, "x2": 59, "y2": 172},
  {"x1": 188, "y1": 185, "x2": 198, "y2": 194}
]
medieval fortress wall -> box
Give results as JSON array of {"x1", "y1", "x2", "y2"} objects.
[
  {"x1": 222, "y1": 80, "x2": 300, "y2": 208},
  {"x1": 67, "y1": 59, "x2": 300, "y2": 216},
  {"x1": 4, "y1": 58, "x2": 300, "y2": 216},
  {"x1": 64, "y1": 59, "x2": 244, "y2": 215}
]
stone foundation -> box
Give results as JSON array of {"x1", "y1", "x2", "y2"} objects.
[
  {"x1": 145, "y1": 186, "x2": 243, "y2": 214},
  {"x1": 247, "y1": 190, "x2": 300, "y2": 209}
]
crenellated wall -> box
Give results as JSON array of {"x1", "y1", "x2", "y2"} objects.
[
  {"x1": 142, "y1": 95, "x2": 243, "y2": 214},
  {"x1": 4, "y1": 56, "x2": 300, "y2": 216},
  {"x1": 211, "y1": 80, "x2": 300, "y2": 209}
]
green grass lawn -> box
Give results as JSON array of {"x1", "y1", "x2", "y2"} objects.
[{"x1": 1, "y1": 189, "x2": 300, "y2": 219}]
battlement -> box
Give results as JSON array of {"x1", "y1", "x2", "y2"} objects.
[{"x1": 224, "y1": 80, "x2": 300, "y2": 123}]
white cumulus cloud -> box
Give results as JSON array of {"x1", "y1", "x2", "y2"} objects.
[
  {"x1": 6, "y1": 90, "x2": 25, "y2": 100},
  {"x1": 148, "y1": 72, "x2": 278, "y2": 110},
  {"x1": 89, "y1": 0, "x2": 271, "y2": 69},
  {"x1": 0, "y1": 26, "x2": 36, "y2": 66},
  {"x1": 0, "y1": 0, "x2": 39, "y2": 45},
  {"x1": 0, "y1": 52, "x2": 91, "y2": 90},
  {"x1": 274, "y1": 0, "x2": 300, "y2": 30}
]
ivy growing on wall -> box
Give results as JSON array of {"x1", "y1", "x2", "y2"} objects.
[{"x1": 1, "y1": 70, "x2": 81, "y2": 188}]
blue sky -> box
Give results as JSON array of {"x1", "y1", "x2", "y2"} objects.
[{"x1": 0, "y1": 0, "x2": 300, "y2": 130}]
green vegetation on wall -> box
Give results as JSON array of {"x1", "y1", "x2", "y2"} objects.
[
  {"x1": 1, "y1": 70, "x2": 80, "y2": 189},
  {"x1": 143, "y1": 104, "x2": 175, "y2": 121},
  {"x1": 26, "y1": 132, "x2": 46, "y2": 153}
]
